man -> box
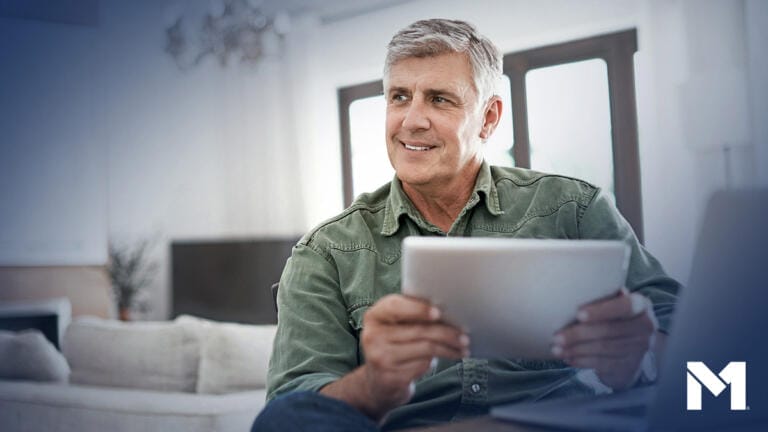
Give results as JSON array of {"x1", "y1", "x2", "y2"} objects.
[{"x1": 253, "y1": 19, "x2": 679, "y2": 431}]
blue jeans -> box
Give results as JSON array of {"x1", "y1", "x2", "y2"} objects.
[{"x1": 252, "y1": 391, "x2": 379, "y2": 432}]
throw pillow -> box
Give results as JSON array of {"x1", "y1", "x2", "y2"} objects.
[
  {"x1": 63, "y1": 317, "x2": 200, "y2": 393},
  {"x1": 0, "y1": 329, "x2": 70, "y2": 382},
  {"x1": 175, "y1": 315, "x2": 276, "y2": 394}
]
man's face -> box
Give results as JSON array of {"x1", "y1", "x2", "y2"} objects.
[{"x1": 384, "y1": 52, "x2": 486, "y2": 191}]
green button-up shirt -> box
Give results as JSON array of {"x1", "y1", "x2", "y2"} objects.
[{"x1": 267, "y1": 162, "x2": 680, "y2": 430}]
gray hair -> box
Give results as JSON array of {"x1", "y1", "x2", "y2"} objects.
[{"x1": 384, "y1": 19, "x2": 503, "y2": 105}]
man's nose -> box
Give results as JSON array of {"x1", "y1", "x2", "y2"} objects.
[{"x1": 401, "y1": 99, "x2": 430, "y2": 131}]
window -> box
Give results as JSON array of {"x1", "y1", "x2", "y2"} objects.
[
  {"x1": 504, "y1": 29, "x2": 643, "y2": 242},
  {"x1": 338, "y1": 80, "x2": 383, "y2": 206},
  {"x1": 525, "y1": 59, "x2": 615, "y2": 198},
  {"x1": 348, "y1": 93, "x2": 390, "y2": 199}
]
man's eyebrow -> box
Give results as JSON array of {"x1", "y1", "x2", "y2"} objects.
[
  {"x1": 385, "y1": 86, "x2": 464, "y2": 100},
  {"x1": 386, "y1": 86, "x2": 410, "y2": 95},
  {"x1": 424, "y1": 88, "x2": 463, "y2": 100}
]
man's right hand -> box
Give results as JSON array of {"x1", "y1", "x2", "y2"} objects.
[{"x1": 320, "y1": 294, "x2": 469, "y2": 421}]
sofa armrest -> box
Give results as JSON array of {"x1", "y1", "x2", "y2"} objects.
[{"x1": 0, "y1": 298, "x2": 71, "y2": 349}]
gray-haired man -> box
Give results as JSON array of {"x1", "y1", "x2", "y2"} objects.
[{"x1": 252, "y1": 19, "x2": 678, "y2": 431}]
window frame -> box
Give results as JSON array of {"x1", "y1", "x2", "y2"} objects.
[{"x1": 338, "y1": 80, "x2": 384, "y2": 207}]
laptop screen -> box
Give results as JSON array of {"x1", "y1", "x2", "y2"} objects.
[{"x1": 650, "y1": 189, "x2": 768, "y2": 429}]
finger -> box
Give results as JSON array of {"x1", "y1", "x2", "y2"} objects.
[
  {"x1": 554, "y1": 313, "x2": 656, "y2": 348},
  {"x1": 361, "y1": 322, "x2": 469, "y2": 359},
  {"x1": 577, "y1": 289, "x2": 651, "y2": 323},
  {"x1": 369, "y1": 357, "x2": 442, "y2": 389},
  {"x1": 373, "y1": 359, "x2": 435, "y2": 389},
  {"x1": 552, "y1": 336, "x2": 651, "y2": 359},
  {"x1": 365, "y1": 368, "x2": 418, "y2": 401},
  {"x1": 366, "y1": 294, "x2": 440, "y2": 324},
  {"x1": 390, "y1": 339, "x2": 467, "y2": 364},
  {"x1": 364, "y1": 334, "x2": 466, "y2": 369},
  {"x1": 387, "y1": 323, "x2": 469, "y2": 351},
  {"x1": 397, "y1": 358, "x2": 439, "y2": 381}
]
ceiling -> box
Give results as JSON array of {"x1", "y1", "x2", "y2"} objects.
[{"x1": 261, "y1": 0, "x2": 416, "y2": 24}]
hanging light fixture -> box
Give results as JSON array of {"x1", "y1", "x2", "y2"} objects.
[{"x1": 164, "y1": 0, "x2": 290, "y2": 70}]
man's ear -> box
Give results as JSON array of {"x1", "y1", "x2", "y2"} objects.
[{"x1": 479, "y1": 96, "x2": 503, "y2": 140}]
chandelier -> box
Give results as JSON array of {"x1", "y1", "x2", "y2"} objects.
[{"x1": 164, "y1": 0, "x2": 290, "y2": 70}]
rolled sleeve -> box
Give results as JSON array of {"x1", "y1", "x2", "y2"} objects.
[{"x1": 266, "y1": 242, "x2": 360, "y2": 400}]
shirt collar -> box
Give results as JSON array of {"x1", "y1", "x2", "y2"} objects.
[{"x1": 380, "y1": 161, "x2": 504, "y2": 236}]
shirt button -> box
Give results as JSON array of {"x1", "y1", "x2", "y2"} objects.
[{"x1": 471, "y1": 383, "x2": 481, "y2": 393}]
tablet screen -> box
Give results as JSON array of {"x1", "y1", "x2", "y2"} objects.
[{"x1": 401, "y1": 237, "x2": 629, "y2": 359}]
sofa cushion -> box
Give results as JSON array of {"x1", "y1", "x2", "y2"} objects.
[
  {"x1": 175, "y1": 315, "x2": 276, "y2": 394},
  {"x1": 63, "y1": 317, "x2": 200, "y2": 393},
  {"x1": 0, "y1": 329, "x2": 69, "y2": 382}
]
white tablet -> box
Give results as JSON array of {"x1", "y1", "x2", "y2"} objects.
[{"x1": 401, "y1": 237, "x2": 630, "y2": 359}]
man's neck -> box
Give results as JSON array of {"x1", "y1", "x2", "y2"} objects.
[{"x1": 401, "y1": 165, "x2": 481, "y2": 233}]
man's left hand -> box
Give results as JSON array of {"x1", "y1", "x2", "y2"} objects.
[{"x1": 551, "y1": 288, "x2": 658, "y2": 390}]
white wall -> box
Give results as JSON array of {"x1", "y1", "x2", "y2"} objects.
[
  {"x1": 0, "y1": 0, "x2": 306, "y2": 319},
  {"x1": 101, "y1": 1, "x2": 307, "y2": 318},
  {"x1": 0, "y1": 15, "x2": 107, "y2": 265},
  {"x1": 746, "y1": 0, "x2": 768, "y2": 185},
  {"x1": 293, "y1": 0, "x2": 766, "y2": 285}
]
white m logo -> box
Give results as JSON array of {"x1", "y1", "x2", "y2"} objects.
[{"x1": 686, "y1": 361, "x2": 747, "y2": 410}]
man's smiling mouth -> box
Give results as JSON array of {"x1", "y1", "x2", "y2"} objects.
[{"x1": 403, "y1": 143, "x2": 436, "y2": 151}]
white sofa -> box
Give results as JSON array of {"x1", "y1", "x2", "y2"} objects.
[{"x1": 0, "y1": 314, "x2": 276, "y2": 432}]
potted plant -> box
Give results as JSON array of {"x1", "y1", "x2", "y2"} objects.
[{"x1": 108, "y1": 239, "x2": 158, "y2": 320}]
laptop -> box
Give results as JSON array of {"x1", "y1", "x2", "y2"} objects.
[
  {"x1": 402, "y1": 237, "x2": 629, "y2": 359},
  {"x1": 491, "y1": 189, "x2": 768, "y2": 431}
]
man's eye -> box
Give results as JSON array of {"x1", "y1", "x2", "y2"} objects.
[
  {"x1": 391, "y1": 94, "x2": 407, "y2": 102},
  {"x1": 432, "y1": 96, "x2": 448, "y2": 104}
]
